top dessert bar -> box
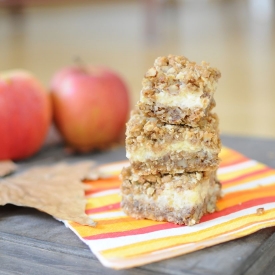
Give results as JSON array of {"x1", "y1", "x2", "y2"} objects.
[{"x1": 138, "y1": 55, "x2": 221, "y2": 126}]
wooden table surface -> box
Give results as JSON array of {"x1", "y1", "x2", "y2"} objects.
[{"x1": 1, "y1": 135, "x2": 275, "y2": 275}]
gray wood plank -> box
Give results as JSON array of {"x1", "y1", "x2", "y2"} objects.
[
  {"x1": 221, "y1": 135, "x2": 275, "y2": 169},
  {"x1": 0, "y1": 231, "x2": 92, "y2": 259},
  {"x1": 233, "y1": 230, "x2": 275, "y2": 275},
  {"x1": 0, "y1": 238, "x2": 165, "y2": 275},
  {"x1": 0, "y1": 205, "x2": 89, "y2": 249},
  {"x1": 260, "y1": 261, "x2": 275, "y2": 275}
]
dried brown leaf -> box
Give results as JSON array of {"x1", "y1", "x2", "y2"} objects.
[
  {"x1": 0, "y1": 160, "x2": 17, "y2": 177},
  {"x1": 0, "y1": 161, "x2": 96, "y2": 226}
]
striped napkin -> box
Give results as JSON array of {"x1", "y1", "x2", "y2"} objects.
[{"x1": 64, "y1": 147, "x2": 275, "y2": 269}]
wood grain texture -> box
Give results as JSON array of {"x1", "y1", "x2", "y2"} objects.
[
  {"x1": 0, "y1": 236, "x2": 167, "y2": 275},
  {"x1": 1, "y1": 136, "x2": 275, "y2": 274},
  {"x1": 234, "y1": 231, "x2": 275, "y2": 275}
]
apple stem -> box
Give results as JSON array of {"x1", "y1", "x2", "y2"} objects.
[{"x1": 74, "y1": 56, "x2": 88, "y2": 72}]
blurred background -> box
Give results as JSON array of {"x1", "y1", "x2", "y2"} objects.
[{"x1": 0, "y1": 0, "x2": 275, "y2": 140}]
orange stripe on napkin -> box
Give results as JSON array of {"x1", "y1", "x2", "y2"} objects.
[
  {"x1": 219, "y1": 148, "x2": 249, "y2": 167},
  {"x1": 101, "y1": 209, "x2": 275, "y2": 259}
]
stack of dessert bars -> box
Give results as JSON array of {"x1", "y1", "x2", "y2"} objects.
[{"x1": 120, "y1": 55, "x2": 222, "y2": 225}]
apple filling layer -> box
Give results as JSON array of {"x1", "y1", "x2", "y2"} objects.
[{"x1": 120, "y1": 166, "x2": 221, "y2": 226}]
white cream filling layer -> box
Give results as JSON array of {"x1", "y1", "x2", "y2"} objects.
[
  {"x1": 126, "y1": 140, "x2": 213, "y2": 162},
  {"x1": 156, "y1": 90, "x2": 203, "y2": 108},
  {"x1": 158, "y1": 181, "x2": 209, "y2": 207},
  {"x1": 127, "y1": 179, "x2": 209, "y2": 209},
  {"x1": 140, "y1": 89, "x2": 204, "y2": 109}
]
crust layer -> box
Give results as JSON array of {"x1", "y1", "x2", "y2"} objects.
[{"x1": 130, "y1": 150, "x2": 220, "y2": 175}]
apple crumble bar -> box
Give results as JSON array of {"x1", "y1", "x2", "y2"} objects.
[
  {"x1": 120, "y1": 166, "x2": 221, "y2": 225},
  {"x1": 138, "y1": 55, "x2": 221, "y2": 126},
  {"x1": 126, "y1": 110, "x2": 221, "y2": 175}
]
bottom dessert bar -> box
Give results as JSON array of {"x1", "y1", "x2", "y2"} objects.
[{"x1": 120, "y1": 166, "x2": 221, "y2": 226}]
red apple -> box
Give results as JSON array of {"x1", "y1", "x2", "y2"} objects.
[
  {"x1": 0, "y1": 70, "x2": 52, "y2": 160},
  {"x1": 50, "y1": 65, "x2": 130, "y2": 152}
]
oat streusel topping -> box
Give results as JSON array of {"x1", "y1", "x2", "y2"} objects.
[{"x1": 142, "y1": 55, "x2": 221, "y2": 93}]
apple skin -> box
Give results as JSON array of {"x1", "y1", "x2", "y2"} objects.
[
  {"x1": 50, "y1": 66, "x2": 130, "y2": 152},
  {"x1": 0, "y1": 70, "x2": 52, "y2": 160}
]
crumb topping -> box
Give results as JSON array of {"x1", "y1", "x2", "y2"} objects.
[
  {"x1": 142, "y1": 54, "x2": 221, "y2": 95},
  {"x1": 126, "y1": 109, "x2": 221, "y2": 152},
  {"x1": 120, "y1": 166, "x2": 217, "y2": 196}
]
